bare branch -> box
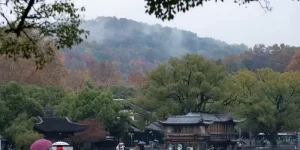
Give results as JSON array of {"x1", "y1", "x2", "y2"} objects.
[{"x1": 0, "y1": 13, "x2": 13, "y2": 29}]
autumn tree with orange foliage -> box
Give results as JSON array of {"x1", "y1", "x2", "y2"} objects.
[
  {"x1": 67, "y1": 70, "x2": 90, "y2": 92},
  {"x1": 128, "y1": 72, "x2": 145, "y2": 87},
  {"x1": 0, "y1": 52, "x2": 68, "y2": 87},
  {"x1": 69, "y1": 119, "x2": 107, "y2": 143},
  {"x1": 88, "y1": 60, "x2": 124, "y2": 88},
  {"x1": 286, "y1": 50, "x2": 300, "y2": 72}
]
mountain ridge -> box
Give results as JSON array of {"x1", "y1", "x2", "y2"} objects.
[{"x1": 63, "y1": 16, "x2": 248, "y2": 74}]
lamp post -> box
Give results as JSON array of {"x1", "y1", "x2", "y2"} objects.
[{"x1": 128, "y1": 133, "x2": 134, "y2": 147}]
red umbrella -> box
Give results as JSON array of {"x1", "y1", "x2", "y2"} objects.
[{"x1": 30, "y1": 139, "x2": 52, "y2": 150}]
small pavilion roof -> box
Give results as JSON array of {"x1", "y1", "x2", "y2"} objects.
[{"x1": 34, "y1": 116, "x2": 87, "y2": 133}]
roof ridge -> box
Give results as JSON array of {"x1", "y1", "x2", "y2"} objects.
[{"x1": 171, "y1": 116, "x2": 202, "y2": 118}]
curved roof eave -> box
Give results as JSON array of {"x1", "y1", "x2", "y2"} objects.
[{"x1": 233, "y1": 118, "x2": 246, "y2": 123}]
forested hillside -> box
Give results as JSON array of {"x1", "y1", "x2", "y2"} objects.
[
  {"x1": 1, "y1": 17, "x2": 299, "y2": 91},
  {"x1": 221, "y1": 44, "x2": 300, "y2": 73},
  {"x1": 62, "y1": 17, "x2": 248, "y2": 74}
]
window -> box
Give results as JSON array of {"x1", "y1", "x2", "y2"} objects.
[
  {"x1": 174, "y1": 127, "x2": 182, "y2": 133},
  {"x1": 189, "y1": 127, "x2": 194, "y2": 133},
  {"x1": 218, "y1": 123, "x2": 225, "y2": 132}
]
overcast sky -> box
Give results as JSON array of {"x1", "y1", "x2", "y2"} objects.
[{"x1": 75, "y1": 0, "x2": 300, "y2": 47}]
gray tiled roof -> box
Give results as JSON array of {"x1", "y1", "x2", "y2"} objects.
[
  {"x1": 34, "y1": 116, "x2": 87, "y2": 132},
  {"x1": 129, "y1": 125, "x2": 143, "y2": 132},
  {"x1": 160, "y1": 116, "x2": 201, "y2": 124},
  {"x1": 146, "y1": 122, "x2": 164, "y2": 131},
  {"x1": 160, "y1": 112, "x2": 245, "y2": 125},
  {"x1": 186, "y1": 112, "x2": 233, "y2": 122}
]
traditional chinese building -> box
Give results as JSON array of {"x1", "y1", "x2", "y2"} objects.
[
  {"x1": 159, "y1": 112, "x2": 245, "y2": 150},
  {"x1": 34, "y1": 108, "x2": 87, "y2": 142},
  {"x1": 145, "y1": 122, "x2": 164, "y2": 144}
]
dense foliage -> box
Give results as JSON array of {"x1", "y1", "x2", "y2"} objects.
[
  {"x1": 55, "y1": 83, "x2": 130, "y2": 133},
  {"x1": 133, "y1": 53, "x2": 300, "y2": 146},
  {"x1": 0, "y1": 82, "x2": 131, "y2": 149},
  {"x1": 144, "y1": 0, "x2": 296, "y2": 21},
  {"x1": 222, "y1": 44, "x2": 299, "y2": 73},
  {"x1": 0, "y1": 0, "x2": 88, "y2": 68}
]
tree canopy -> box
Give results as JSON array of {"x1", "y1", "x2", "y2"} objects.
[
  {"x1": 55, "y1": 83, "x2": 131, "y2": 133},
  {"x1": 224, "y1": 68, "x2": 300, "y2": 146},
  {"x1": 0, "y1": 81, "x2": 133, "y2": 148},
  {"x1": 133, "y1": 54, "x2": 227, "y2": 120},
  {"x1": 145, "y1": 0, "x2": 284, "y2": 21},
  {"x1": 0, "y1": 0, "x2": 88, "y2": 67}
]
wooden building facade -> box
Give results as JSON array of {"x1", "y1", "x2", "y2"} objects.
[{"x1": 159, "y1": 112, "x2": 245, "y2": 150}]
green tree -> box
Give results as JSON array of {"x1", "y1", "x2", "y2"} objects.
[
  {"x1": 0, "y1": 100, "x2": 10, "y2": 131},
  {"x1": 3, "y1": 113, "x2": 43, "y2": 150},
  {"x1": 0, "y1": 82, "x2": 45, "y2": 134},
  {"x1": 0, "y1": 0, "x2": 88, "y2": 67},
  {"x1": 145, "y1": 0, "x2": 288, "y2": 21},
  {"x1": 24, "y1": 85, "x2": 66, "y2": 107},
  {"x1": 133, "y1": 54, "x2": 226, "y2": 120},
  {"x1": 110, "y1": 85, "x2": 136, "y2": 99},
  {"x1": 0, "y1": 82, "x2": 44, "y2": 124},
  {"x1": 55, "y1": 84, "x2": 130, "y2": 134},
  {"x1": 227, "y1": 69, "x2": 300, "y2": 147}
]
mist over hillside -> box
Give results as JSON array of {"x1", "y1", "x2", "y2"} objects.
[
  {"x1": 63, "y1": 16, "x2": 248, "y2": 74},
  {"x1": 81, "y1": 16, "x2": 248, "y2": 58}
]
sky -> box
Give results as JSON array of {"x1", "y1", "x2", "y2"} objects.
[{"x1": 74, "y1": 0, "x2": 300, "y2": 47}]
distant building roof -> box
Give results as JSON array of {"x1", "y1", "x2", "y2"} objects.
[
  {"x1": 146, "y1": 122, "x2": 164, "y2": 132},
  {"x1": 159, "y1": 112, "x2": 245, "y2": 125},
  {"x1": 186, "y1": 112, "x2": 233, "y2": 122},
  {"x1": 129, "y1": 125, "x2": 143, "y2": 133},
  {"x1": 34, "y1": 116, "x2": 87, "y2": 133}
]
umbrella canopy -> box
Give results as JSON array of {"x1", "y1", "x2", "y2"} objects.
[
  {"x1": 30, "y1": 139, "x2": 52, "y2": 150},
  {"x1": 52, "y1": 141, "x2": 69, "y2": 146},
  {"x1": 138, "y1": 141, "x2": 146, "y2": 145}
]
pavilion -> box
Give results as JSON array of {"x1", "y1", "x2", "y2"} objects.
[{"x1": 34, "y1": 108, "x2": 87, "y2": 142}]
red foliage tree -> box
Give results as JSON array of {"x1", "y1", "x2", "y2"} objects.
[
  {"x1": 286, "y1": 50, "x2": 300, "y2": 72},
  {"x1": 0, "y1": 52, "x2": 68, "y2": 87},
  {"x1": 128, "y1": 59, "x2": 146, "y2": 72},
  {"x1": 88, "y1": 60, "x2": 124, "y2": 88},
  {"x1": 69, "y1": 119, "x2": 107, "y2": 143},
  {"x1": 128, "y1": 72, "x2": 145, "y2": 87}
]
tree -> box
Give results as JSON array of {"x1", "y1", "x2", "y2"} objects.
[
  {"x1": 128, "y1": 72, "x2": 146, "y2": 87},
  {"x1": 223, "y1": 54, "x2": 244, "y2": 72},
  {"x1": 286, "y1": 50, "x2": 300, "y2": 72},
  {"x1": 0, "y1": 82, "x2": 45, "y2": 137},
  {"x1": 145, "y1": 0, "x2": 282, "y2": 21},
  {"x1": 69, "y1": 119, "x2": 107, "y2": 143},
  {"x1": 88, "y1": 60, "x2": 124, "y2": 88},
  {"x1": 3, "y1": 113, "x2": 43, "y2": 150},
  {"x1": 133, "y1": 54, "x2": 226, "y2": 120},
  {"x1": 0, "y1": 0, "x2": 88, "y2": 67},
  {"x1": 0, "y1": 51, "x2": 68, "y2": 87},
  {"x1": 226, "y1": 68, "x2": 300, "y2": 147},
  {"x1": 67, "y1": 70, "x2": 90, "y2": 92},
  {"x1": 110, "y1": 85, "x2": 136, "y2": 99},
  {"x1": 55, "y1": 84, "x2": 130, "y2": 134},
  {"x1": 24, "y1": 85, "x2": 66, "y2": 107},
  {"x1": 222, "y1": 44, "x2": 297, "y2": 73}
]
